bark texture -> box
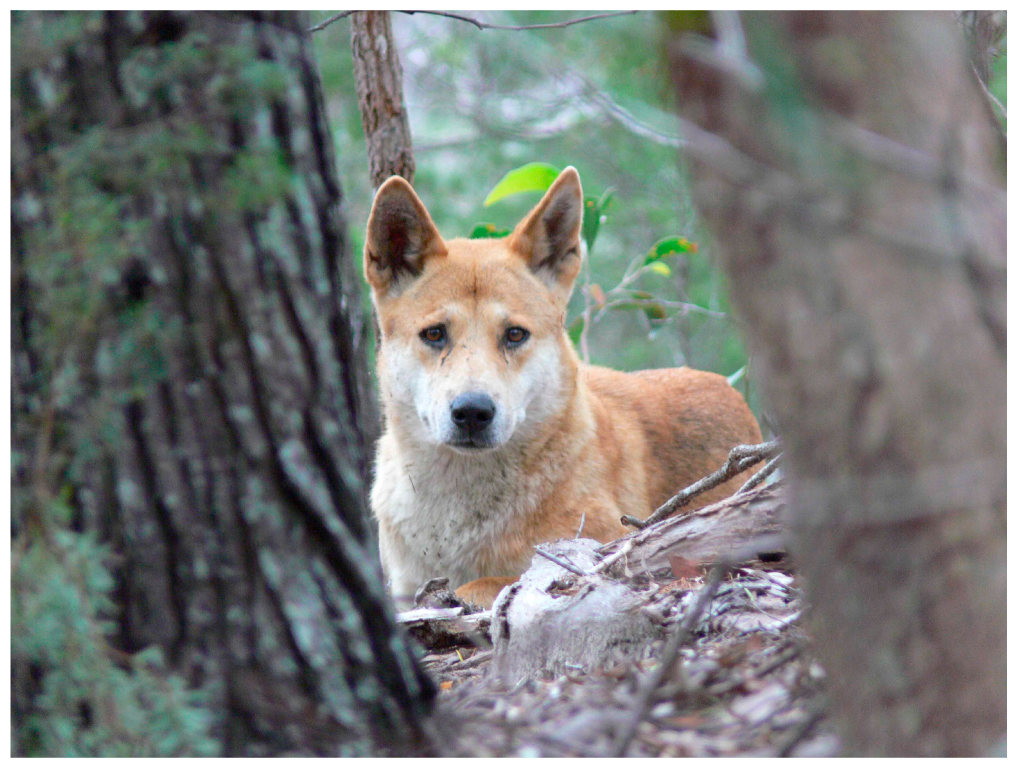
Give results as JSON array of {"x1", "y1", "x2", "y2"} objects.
[
  {"x1": 12, "y1": 10, "x2": 429, "y2": 755},
  {"x1": 350, "y1": 11, "x2": 416, "y2": 187},
  {"x1": 668, "y1": 11, "x2": 1005, "y2": 756}
]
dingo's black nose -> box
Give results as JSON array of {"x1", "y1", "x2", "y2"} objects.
[{"x1": 451, "y1": 392, "x2": 496, "y2": 433}]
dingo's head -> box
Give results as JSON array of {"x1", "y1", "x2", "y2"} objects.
[{"x1": 365, "y1": 168, "x2": 584, "y2": 453}]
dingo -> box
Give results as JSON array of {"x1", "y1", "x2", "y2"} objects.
[{"x1": 364, "y1": 167, "x2": 762, "y2": 608}]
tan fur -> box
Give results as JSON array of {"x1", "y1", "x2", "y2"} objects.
[{"x1": 365, "y1": 168, "x2": 762, "y2": 609}]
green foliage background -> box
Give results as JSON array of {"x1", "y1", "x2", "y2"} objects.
[{"x1": 313, "y1": 10, "x2": 750, "y2": 379}]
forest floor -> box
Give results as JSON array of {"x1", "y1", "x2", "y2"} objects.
[{"x1": 410, "y1": 556, "x2": 840, "y2": 757}]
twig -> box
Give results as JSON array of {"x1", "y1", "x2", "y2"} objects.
[
  {"x1": 622, "y1": 440, "x2": 780, "y2": 529},
  {"x1": 591, "y1": 540, "x2": 632, "y2": 574},
  {"x1": 574, "y1": 510, "x2": 586, "y2": 540},
  {"x1": 310, "y1": 10, "x2": 640, "y2": 34},
  {"x1": 706, "y1": 641, "x2": 801, "y2": 696},
  {"x1": 533, "y1": 546, "x2": 587, "y2": 577},
  {"x1": 737, "y1": 452, "x2": 782, "y2": 494},
  {"x1": 445, "y1": 648, "x2": 493, "y2": 671},
  {"x1": 580, "y1": 76, "x2": 687, "y2": 148},
  {"x1": 307, "y1": 10, "x2": 355, "y2": 32},
  {"x1": 398, "y1": 10, "x2": 639, "y2": 32},
  {"x1": 776, "y1": 697, "x2": 828, "y2": 757},
  {"x1": 971, "y1": 62, "x2": 1007, "y2": 141}
]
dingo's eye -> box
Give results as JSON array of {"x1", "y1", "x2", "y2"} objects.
[
  {"x1": 505, "y1": 327, "x2": 530, "y2": 346},
  {"x1": 420, "y1": 325, "x2": 446, "y2": 346}
]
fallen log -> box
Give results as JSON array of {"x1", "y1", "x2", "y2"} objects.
[
  {"x1": 490, "y1": 482, "x2": 790, "y2": 683},
  {"x1": 397, "y1": 607, "x2": 492, "y2": 651},
  {"x1": 599, "y1": 483, "x2": 788, "y2": 577}
]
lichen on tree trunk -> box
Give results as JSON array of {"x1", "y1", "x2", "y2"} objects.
[{"x1": 13, "y1": 10, "x2": 430, "y2": 756}]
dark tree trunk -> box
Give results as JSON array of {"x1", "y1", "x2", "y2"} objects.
[
  {"x1": 350, "y1": 10, "x2": 416, "y2": 187},
  {"x1": 12, "y1": 10, "x2": 431, "y2": 755},
  {"x1": 668, "y1": 11, "x2": 1005, "y2": 756}
]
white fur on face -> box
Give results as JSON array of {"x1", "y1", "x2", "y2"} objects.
[{"x1": 380, "y1": 331, "x2": 565, "y2": 452}]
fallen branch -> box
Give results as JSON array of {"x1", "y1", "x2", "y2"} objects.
[
  {"x1": 603, "y1": 484, "x2": 787, "y2": 577},
  {"x1": 398, "y1": 607, "x2": 492, "y2": 651},
  {"x1": 622, "y1": 439, "x2": 780, "y2": 529}
]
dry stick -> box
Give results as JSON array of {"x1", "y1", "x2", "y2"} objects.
[
  {"x1": 737, "y1": 451, "x2": 782, "y2": 494},
  {"x1": 307, "y1": 10, "x2": 355, "y2": 32},
  {"x1": 706, "y1": 641, "x2": 801, "y2": 696},
  {"x1": 533, "y1": 546, "x2": 588, "y2": 577},
  {"x1": 592, "y1": 539, "x2": 633, "y2": 574},
  {"x1": 309, "y1": 10, "x2": 639, "y2": 34},
  {"x1": 776, "y1": 697, "x2": 828, "y2": 757},
  {"x1": 621, "y1": 439, "x2": 780, "y2": 529}
]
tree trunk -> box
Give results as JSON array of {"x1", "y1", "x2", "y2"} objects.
[
  {"x1": 667, "y1": 11, "x2": 1005, "y2": 756},
  {"x1": 350, "y1": 11, "x2": 416, "y2": 187},
  {"x1": 12, "y1": 10, "x2": 431, "y2": 755}
]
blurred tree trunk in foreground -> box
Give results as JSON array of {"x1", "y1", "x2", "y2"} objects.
[
  {"x1": 350, "y1": 10, "x2": 416, "y2": 187},
  {"x1": 668, "y1": 10, "x2": 1005, "y2": 755},
  {"x1": 12, "y1": 10, "x2": 431, "y2": 755}
]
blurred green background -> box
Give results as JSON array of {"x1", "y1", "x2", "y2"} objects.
[{"x1": 313, "y1": 10, "x2": 751, "y2": 388}]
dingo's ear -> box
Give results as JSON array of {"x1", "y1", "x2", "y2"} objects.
[
  {"x1": 365, "y1": 176, "x2": 446, "y2": 297},
  {"x1": 508, "y1": 166, "x2": 584, "y2": 296}
]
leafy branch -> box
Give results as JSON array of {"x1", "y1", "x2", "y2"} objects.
[{"x1": 473, "y1": 163, "x2": 722, "y2": 364}]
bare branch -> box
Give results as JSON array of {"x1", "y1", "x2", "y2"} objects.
[
  {"x1": 737, "y1": 452, "x2": 782, "y2": 494},
  {"x1": 311, "y1": 10, "x2": 639, "y2": 34},
  {"x1": 581, "y1": 77, "x2": 687, "y2": 148},
  {"x1": 622, "y1": 440, "x2": 780, "y2": 530},
  {"x1": 307, "y1": 10, "x2": 355, "y2": 33},
  {"x1": 398, "y1": 10, "x2": 639, "y2": 32}
]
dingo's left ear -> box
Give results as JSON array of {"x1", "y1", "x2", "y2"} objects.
[
  {"x1": 365, "y1": 176, "x2": 446, "y2": 298},
  {"x1": 508, "y1": 167, "x2": 583, "y2": 297}
]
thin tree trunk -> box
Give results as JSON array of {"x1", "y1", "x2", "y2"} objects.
[
  {"x1": 350, "y1": 11, "x2": 416, "y2": 187},
  {"x1": 668, "y1": 10, "x2": 1005, "y2": 755},
  {"x1": 12, "y1": 10, "x2": 431, "y2": 755}
]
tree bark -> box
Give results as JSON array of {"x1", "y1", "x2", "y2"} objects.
[
  {"x1": 350, "y1": 11, "x2": 416, "y2": 187},
  {"x1": 12, "y1": 10, "x2": 430, "y2": 755},
  {"x1": 668, "y1": 11, "x2": 1005, "y2": 756}
]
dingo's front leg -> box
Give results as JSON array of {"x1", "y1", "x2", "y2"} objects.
[{"x1": 456, "y1": 576, "x2": 517, "y2": 609}]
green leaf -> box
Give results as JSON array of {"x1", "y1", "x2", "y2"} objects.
[
  {"x1": 469, "y1": 223, "x2": 510, "y2": 239},
  {"x1": 643, "y1": 302, "x2": 668, "y2": 321},
  {"x1": 567, "y1": 316, "x2": 584, "y2": 348},
  {"x1": 483, "y1": 162, "x2": 561, "y2": 206},
  {"x1": 646, "y1": 261, "x2": 672, "y2": 277},
  {"x1": 727, "y1": 365, "x2": 746, "y2": 387},
  {"x1": 644, "y1": 235, "x2": 696, "y2": 265}
]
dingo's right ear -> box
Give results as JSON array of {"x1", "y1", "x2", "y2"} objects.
[
  {"x1": 507, "y1": 166, "x2": 584, "y2": 300},
  {"x1": 364, "y1": 176, "x2": 446, "y2": 297}
]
